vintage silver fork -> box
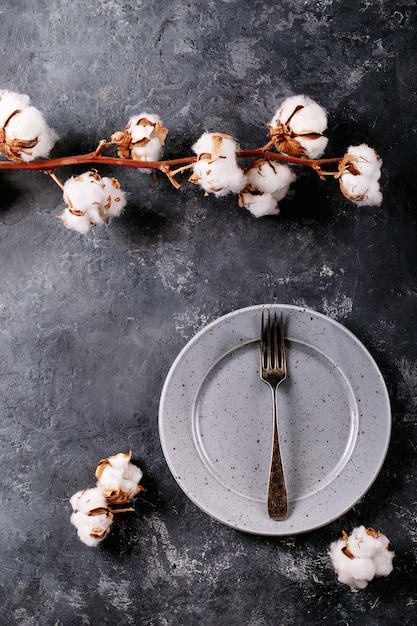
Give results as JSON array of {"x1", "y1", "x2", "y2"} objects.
[{"x1": 260, "y1": 310, "x2": 288, "y2": 520}]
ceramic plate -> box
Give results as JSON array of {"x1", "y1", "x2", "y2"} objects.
[{"x1": 158, "y1": 304, "x2": 391, "y2": 535}]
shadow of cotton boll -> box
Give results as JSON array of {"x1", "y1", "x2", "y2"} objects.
[
  {"x1": 0, "y1": 174, "x2": 21, "y2": 214},
  {"x1": 101, "y1": 511, "x2": 142, "y2": 560}
]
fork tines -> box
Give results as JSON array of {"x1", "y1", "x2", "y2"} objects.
[{"x1": 261, "y1": 310, "x2": 285, "y2": 373}]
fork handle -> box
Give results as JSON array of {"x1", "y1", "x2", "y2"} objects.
[{"x1": 267, "y1": 388, "x2": 288, "y2": 520}]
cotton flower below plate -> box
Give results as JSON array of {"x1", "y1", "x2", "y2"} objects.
[{"x1": 329, "y1": 526, "x2": 394, "y2": 590}]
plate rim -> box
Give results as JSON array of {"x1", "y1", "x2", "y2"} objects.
[{"x1": 158, "y1": 303, "x2": 391, "y2": 535}]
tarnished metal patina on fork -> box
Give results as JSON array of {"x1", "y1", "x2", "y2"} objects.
[{"x1": 260, "y1": 310, "x2": 288, "y2": 520}]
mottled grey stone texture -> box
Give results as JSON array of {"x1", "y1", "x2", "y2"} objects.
[{"x1": 0, "y1": 0, "x2": 416, "y2": 624}]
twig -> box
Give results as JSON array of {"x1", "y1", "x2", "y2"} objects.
[{"x1": 0, "y1": 149, "x2": 342, "y2": 172}]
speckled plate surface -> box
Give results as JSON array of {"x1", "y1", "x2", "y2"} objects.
[{"x1": 159, "y1": 304, "x2": 391, "y2": 535}]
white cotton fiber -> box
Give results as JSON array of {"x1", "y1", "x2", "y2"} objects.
[
  {"x1": 59, "y1": 208, "x2": 92, "y2": 234},
  {"x1": 72, "y1": 518, "x2": 110, "y2": 548},
  {"x1": 192, "y1": 132, "x2": 241, "y2": 160},
  {"x1": 246, "y1": 160, "x2": 296, "y2": 196},
  {"x1": 124, "y1": 112, "x2": 167, "y2": 169},
  {"x1": 239, "y1": 191, "x2": 279, "y2": 217},
  {"x1": 192, "y1": 158, "x2": 247, "y2": 197},
  {"x1": 268, "y1": 95, "x2": 328, "y2": 159},
  {"x1": 101, "y1": 177, "x2": 127, "y2": 218},
  {"x1": 95, "y1": 451, "x2": 144, "y2": 504},
  {"x1": 296, "y1": 134, "x2": 329, "y2": 160},
  {"x1": 373, "y1": 548, "x2": 395, "y2": 577},
  {"x1": 272, "y1": 94, "x2": 328, "y2": 135},
  {"x1": 345, "y1": 144, "x2": 382, "y2": 180},
  {"x1": 339, "y1": 172, "x2": 370, "y2": 199},
  {"x1": 63, "y1": 172, "x2": 106, "y2": 213},
  {"x1": 329, "y1": 527, "x2": 394, "y2": 590},
  {"x1": 239, "y1": 159, "x2": 296, "y2": 217},
  {"x1": 4, "y1": 106, "x2": 58, "y2": 160},
  {"x1": 0, "y1": 89, "x2": 58, "y2": 161},
  {"x1": 69, "y1": 451, "x2": 144, "y2": 547},
  {"x1": 339, "y1": 144, "x2": 383, "y2": 206},
  {"x1": 70, "y1": 487, "x2": 108, "y2": 514},
  {"x1": 190, "y1": 132, "x2": 246, "y2": 197},
  {"x1": 60, "y1": 171, "x2": 127, "y2": 233},
  {"x1": 348, "y1": 525, "x2": 387, "y2": 558},
  {"x1": 0, "y1": 90, "x2": 31, "y2": 127},
  {"x1": 70, "y1": 509, "x2": 113, "y2": 548},
  {"x1": 69, "y1": 486, "x2": 113, "y2": 547}
]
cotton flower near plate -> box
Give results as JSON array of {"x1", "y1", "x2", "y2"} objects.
[
  {"x1": 239, "y1": 158, "x2": 296, "y2": 217},
  {"x1": 267, "y1": 94, "x2": 328, "y2": 159},
  {"x1": 69, "y1": 487, "x2": 114, "y2": 548},
  {"x1": 111, "y1": 112, "x2": 168, "y2": 172},
  {"x1": 70, "y1": 451, "x2": 144, "y2": 547},
  {"x1": 59, "y1": 170, "x2": 127, "y2": 234},
  {"x1": 329, "y1": 526, "x2": 394, "y2": 590},
  {"x1": 0, "y1": 89, "x2": 58, "y2": 162},
  {"x1": 189, "y1": 132, "x2": 247, "y2": 197},
  {"x1": 338, "y1": 144, "x2": 383, "y2": 206},
  {"x1": 95, "y1": 450, "x2": 144, "y2": 505}
]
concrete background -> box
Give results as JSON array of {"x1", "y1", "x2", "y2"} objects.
[{"x1": 0, "y1": 1, "x2": 416, "y2": 624}]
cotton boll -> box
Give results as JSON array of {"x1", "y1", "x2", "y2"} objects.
[
  {"x1": 0, "y1": 89, "x2": 58, "y2": 161},
  {"x1": 272, "y1": 186, "x2": 292, "y2": 203},
  {"x1": 338, "y1": 144, "x2": 383, "y2": 206},
  {"x1": 63, "y1": 171, "x2": 106, "y2": 213},
  {"x1": 113, "y1": 112, "x2": 168, "y2": 171},
  {"x1": 70, "y1": 487, "x2": 114, "y2": 547},
  {"x1": 4, "y1": 105, "x2": 58, "y2": 161},
  {"x1": 131, "y1": 135, "x2": 162, "y2": 163},
  {"x1": 339, "y1": 173, "x2": 382, "y2": 207},
  {"x1": 124, "y1": 460, "x2": 144, "y2": 485},
  {"x1": 239, "y1": 191, "x2": 279, "y2": 217},
  {"x1": 345, "y1": 144, "x2": 382, "y2": 180},
  {"x1": 73, "y1": 520, "x2": 110, "y2": 547},
  {"x1": 245, "y1": 159, "x2": 296, "y2": 198},
  {"x1": 192, "y1": 132, "x2": 241, "y2": 160},
  {"x1": 329, "y1": 527, "x2": 394, "y2": 590},
  {"x1": 336, "y1": 571, "x2": 366, "y2": 590},
  {"x1": 339, "y1": 172, "x2": 371, "y2": 200},
  {"x1": 95, "y1": 451, "x2": 144, "y2": 504},
  {"x1": 329, "y1": 538, "x2": 350, "y2": 572},
  {"x1": 70, "y1": 510, "x2": 113, "y2": 547},
  {"x1": 268, "y1": 95, "x2": 328, "y2": 158},
  {"x1": 128, "y1": 113, "x2": 162, "y2": 143},
  {"x1": 61, "y1": 171, "x2": 126, "y2": 233},
  {"x1": 271, "y1": 95, "x2": 328, "y2": 135},
  {"x1": 329, "y1": 538, "x2": 375, "y2": 590},
  {"x1": 190, "y1": 132, "x2": 247, "y2": 197},
  {"x1": 191, "y1": 157, "x2": 246, "y2": 197}
]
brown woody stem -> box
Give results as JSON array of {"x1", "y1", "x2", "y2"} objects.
[
  {"x1": 46, "y1": 169, "x2": 65, "y2": 190},
  {"x1": 0, "y1": 149, "x2": 342, "y2": 172}
]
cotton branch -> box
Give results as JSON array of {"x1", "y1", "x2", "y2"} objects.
[
  {"x1": 0, "y1": 148, "x2": 341, "y2": 172},
  {"x1": 0, "y1": 88, "x2": 383, "y2": 233}
]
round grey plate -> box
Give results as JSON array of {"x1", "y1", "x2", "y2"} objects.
[{"x1": 158, "y1": 304, "x2": 391, "y2": 535}]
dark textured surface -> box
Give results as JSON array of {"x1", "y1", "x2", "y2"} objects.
[{"x1": 1, "y1": 1, "x2": 416, "y2": 624}]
